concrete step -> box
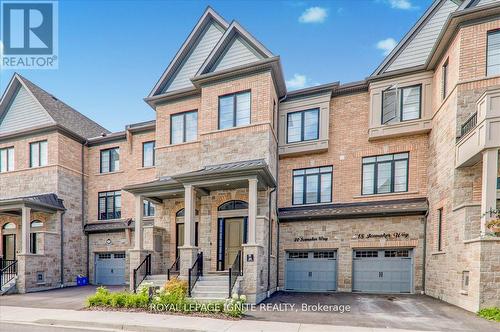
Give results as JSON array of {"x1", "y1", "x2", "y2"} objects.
[
  {"x1": 193, "y1": 285, "x2": 227, "y2": 292},
  {"x1": 0, "y1": 277, "x2": 17, "y2": 296},
  {"x1": 190, "y1": 291, "x2": 228, "y2": 299},
  {"x1": 197, "y1": 276, "x2": 228, "y2": 281},
  {"x1": 146, "y1": 274, "x2": 169, "y2": 281}
]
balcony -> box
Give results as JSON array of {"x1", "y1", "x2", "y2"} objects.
[{"x1": 456, "y1": 89, "x2": 500, "y2": 168}]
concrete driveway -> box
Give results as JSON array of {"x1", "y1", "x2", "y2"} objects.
[
  {"x1": 0, "y1": 285, "x2": 125, "y2": 310},
  {"x1": 245, "y1": 292, "x2": 499, "y2": 332}
]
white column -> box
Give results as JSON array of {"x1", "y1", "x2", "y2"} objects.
[
  {"x1": 248, "y1": 178, "x2": 258, "y2": 245},
  {"x1": 481, "y1": 148, "x2": 499, "y2": 235},
  {"x1": 21, "y1": 206, "x2": 31, "y2": 254},
  {"x1": 134, "y1": 195, "x2": 144, "y2": 250},
  {"x1": 184, "y1": 185, "x2": 196, "y2": 247}
]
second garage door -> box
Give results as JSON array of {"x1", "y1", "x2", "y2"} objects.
[
  {"x1": 285, "y1": 250, "x2": 337, "y2": 292},
  {"x1": 352, "y1": 249, "x2": 412, "y2": 293},
  {"x1": 95, "y1": 252, "x2": 126, "y2": 285}
]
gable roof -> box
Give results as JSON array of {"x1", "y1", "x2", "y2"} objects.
[
  {"x1": 148, "y1": 7, "x2": 229, "y2": 97},
  {"x1": 459, "y1": 0, "x2": 498, "y2": 9},
  {"x1": 0, "y1": 74, "x2": 109, "y2": 139}
]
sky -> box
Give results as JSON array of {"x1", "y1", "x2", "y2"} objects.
[{"x1": 0, "y1": 0, "x2": 433, "y2": 132}]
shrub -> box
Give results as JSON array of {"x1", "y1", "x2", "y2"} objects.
[
  {"x1": 164, "y1": 277, "x2": 188, "y2": 301},
  {"x1": 86, "y1": 286, "x2": 112, "y2": 307},
  {"x1": 478, "y1": 307, "x2": 500, "y2": 322},
  {"x1": 86, "y1": 286, "x2": 150, "y2": 309},
  {"x1": 224, "y1": 293, "x2": 247, "y2": 318}
]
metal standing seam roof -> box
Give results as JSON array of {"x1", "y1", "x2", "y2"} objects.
[
  {"x1": 178, "y1": 159, "x2": 268, "y2": 176},
  {"x1": 0, "y1": 193, "x2": 65, "y2": 211}
]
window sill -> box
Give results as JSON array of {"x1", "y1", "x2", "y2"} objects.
[
  {"x1": 460, "y1": 290, "x2": 468, "y2": 296},
  {"x1": 95, "y1": 170, "x2": 124, "y2": 176},
  {"x1": 291, "y1": 202, "x2": 333, "y2": 208},
  {"x1": 431, "y1": 251, "x2": 446, "y2": 255},
  {"x1": 353, "y1": 191, "x2": 419, "y2": 199},
  {"x1": 201, "y1": 122, "x2": 268, "y2": 136},
  {"x1": 368, "y1": 119, "x2": 431, "y2": 141},
  {"x1": 157, "y1": 140, "x2": 201, "y2": 150},
  {"x1": 137, "y1": 166, "x2": 155, "y2": 170}
]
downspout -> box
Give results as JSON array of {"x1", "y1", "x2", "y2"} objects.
[
  {"x1": 267, "y1": 187, "x2": 276, "y2": 295},
  {"x1": 81, "y1": 141, "x2": 89, "y2": 279},
  {"x1": 60, "y1": 210, "x2": 65, "y2": 286},
  {"x1": 422, "y1": 200, "x2": 429, "y2": 294}
]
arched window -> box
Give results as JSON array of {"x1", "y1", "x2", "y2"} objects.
[
  {"x1": 31, "y1": 220, "x2": 43, "y2": 228},
  {"x1": 175, "y1": 209, "x2": 199, "y2": 217},
  {"x1": 218, "y1": 200, "x2": 248, "y2": 211},
  {"x1": 2, "y1": 222, "x2": 15, "y2": 230},
  {"x1": 30, "y1": 220, "x2": 43, "y2": 254}
]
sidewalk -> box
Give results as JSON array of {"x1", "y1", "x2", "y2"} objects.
[{"x1": 0, "y1": 306, "x2": 434, "y2": 332}]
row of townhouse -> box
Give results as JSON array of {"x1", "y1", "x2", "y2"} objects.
[{"x1": 0, "y1": 0, "x2": 499, "y2": 313}]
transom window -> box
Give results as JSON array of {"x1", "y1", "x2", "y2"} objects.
[
  {"x1": 487, "y1": 30, "x2": 500, "y2": 76},
  {"x1": 382, "y1": 85, "x2": 421, "y2": 124},
  {"x1": 98, "y1": 191, "x2": 121, "y2": 220},
  {"x1": 0, "y1": 146, "x2": 14, "y2": 172},
  {"x1": 171, "y1": 111, "x2": 198, "y2": 144},
  {"x1": 143, "y1": 200, "x2": 155, "y2": 217},
  {"x1": 287, "y1": 109, "x2": 319, "y2": 143},
  {"x1": 362, "y1": 153, "x2": 409, "y2": 195},
  {"x1": 218, "y1": 91, "x2": 251, "y2": 130},
  {"x1": 142, "y1": 141, "x2": 155, "y2": 167},
  {"x1": 293, "y1": 166, "x2": 332, "y2": 205},
  {"x1": 30, "y1": 140, "x2": 48, "y2": 168},
  {"x1": 100, "y1": 147, "x2": 119, "y2": 173},
  {"x1": 218, "y1": 200, "x2": 248, "y2": 211}
]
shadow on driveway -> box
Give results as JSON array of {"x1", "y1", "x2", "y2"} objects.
[
  {"x1": 0, "y1": 285, "x2": 125, "y2": 310},
  {"x1": 244, "y1": 292, "x2": 498, "y2": 332}
]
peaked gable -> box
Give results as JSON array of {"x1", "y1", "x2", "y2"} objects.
[
  {"x1": 0, "y1": 84, "x2": 54, "y2": 134},
  {"x1": 212, "y1": 35, "x2": 264, "y2": 72}
]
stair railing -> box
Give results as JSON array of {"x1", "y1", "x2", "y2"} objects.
[
  {"x1": 132, "y1": 253, "x2": 151, "y2": 293},
  {"x1": 228, "y1": 250, "x2": 242, "y2": 297},
  {"x1": 188, "y1": 252, "x2": 203, "y2": 297},
  {"x1": 0, "y1": 259, "x2": 17, "y2": 290},
  {"x1": 167, "y1": 256, "x2": 180, "y2": 280}
]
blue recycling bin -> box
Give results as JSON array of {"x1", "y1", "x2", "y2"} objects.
[{"x1": 77, "y1": 276, "x2": 89, "y2": 286}]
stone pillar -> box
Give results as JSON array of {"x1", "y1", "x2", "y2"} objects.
[
  {"x1": 481, "y1": 148, "x2": 499, "y2": 236},
  {"x1": 21, "y1": 206, "x2": 31, "y2": 254},
  {"x1": 247, "y1": 178, "x2": 258, "y2": 245},
  {"x1": 179, "y1": 185, "x2": 198, "y2": 277},
  {"x1": 134, "y1": 195, "x2": 143, "y2": 250}
]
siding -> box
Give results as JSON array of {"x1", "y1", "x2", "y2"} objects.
[
  {"x1": 213, "y1": 36, "x2": 263, "y2": 72},
  {"x1": 475, "y1": 0, "x2": 498, "y2": 6},
  {"x1": 0, "y1": 85, "x2": 54, "y2": 134},
  {"x1": 386, "y1": 0, "x2": 458, "y2": 72},
  {"x1": 164, "y1": 22, "x2": 224, "y2": 93}
]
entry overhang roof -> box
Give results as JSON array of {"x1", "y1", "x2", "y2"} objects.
[{"x1": 0, "y1": 193, "x2": 65, "y2": 212}]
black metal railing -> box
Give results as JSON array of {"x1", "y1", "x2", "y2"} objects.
[
  {"x1": 188, "y1": 252, "x2": 203, "y2": 297},
  {"x1": 0, "y1": 259, "x2": 17, "y2": 290},
  {"x1": 167, "y1": 257, "x2": 180, "y2": 280},
  {"x1": 460, "y1": 112, "x2": 477, "y2": 137},
  {"x1": 133, "y1": 254, "x2": 151, "y2": 293},
  {"x1": 228, "y1": 250, "x2": 242, "y2": 297}
]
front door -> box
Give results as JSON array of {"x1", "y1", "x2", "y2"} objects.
[
  {"x1": 2, "y1": 234, "x2": 16, "y2": 262},
  {"x1": 224, "y1": 218, "x2": 243, "y2": 269}
]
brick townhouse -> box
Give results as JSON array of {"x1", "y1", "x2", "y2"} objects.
[{"x1": 0, "y1": 0, "x2": 499, "y2": 312}]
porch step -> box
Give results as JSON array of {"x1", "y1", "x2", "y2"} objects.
[
  {"x1": 142, "y1": 274, "x2": 168, "y2": 288},
  {"x1": 190, "y1": 274, "x2": 230, "y2": 301}
]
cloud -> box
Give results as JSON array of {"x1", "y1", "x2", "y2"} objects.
[
  {"x1": 376, "y1": 38, "x2": 397, "y2": 56},
  {"x1": 387, "y1": 0, "x2": 417, "y2": 10},
  {"x1": 286, "y1": 73, "x2": 318, "y2": 90},
  {"x1": 299, "y1": 7, "x2": 328, "y2": 23}
]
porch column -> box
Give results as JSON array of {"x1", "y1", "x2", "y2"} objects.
[
  {"x1": 21, "y1": 206, "x2": 31, "y2": 254},
  {"x1": 247, "y1": 178, "x2": 258, "y2": 245},
  {"x1": 481, "y1": 148, "x2": 499, "y2": 235},
  {"x1": 134, "y1": 195, "x2": 143, "y2": 250},
  {"x1": 184, "y1": 184, "x2": 196, "y2": 247}
]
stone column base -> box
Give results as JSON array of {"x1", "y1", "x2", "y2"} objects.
[
  {"x1": 178, "y1": 246, "x2": 199, "y2": 277},
  {"x1": 241, "y1": 244, "x2": 265, "y2": 304},
  {"x1": 128, "y1": 249, "x2": 150, "y2": 291}
]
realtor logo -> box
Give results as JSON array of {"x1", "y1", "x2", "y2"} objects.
[{"x1": 1, "y1": 1, "x2": 58, "y2": 69}]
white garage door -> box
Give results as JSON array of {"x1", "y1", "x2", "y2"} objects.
[
  {"x1": 352, "y1": 249, "x2": 412, "y2": 293},
  {"x1": 285, "y1": 251, "x2": 337, "y2": 292},
  {"x1": 95, "y1": 252, "x2": 126, "y2": 285}
]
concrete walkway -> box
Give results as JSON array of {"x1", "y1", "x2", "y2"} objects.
[{"x1": 0, "y1": 306, "x2": 435, "y2": 332}]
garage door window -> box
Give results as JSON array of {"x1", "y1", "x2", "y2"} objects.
[
  {"x1": 288, "y1": 252, "x2": 308, "y2": 259},
  {"x1": 355, "y1": 250, "x2": 378, "y2": 258},
  {"x1": 98, "y1": 253, "x2": 111, "y2": 259},
  {"x1": 384, "y1": 250, "x2": 409, "y2": 257},
  {"x1": 313, "y1": 251, "x2": 336, "y2": 259}
]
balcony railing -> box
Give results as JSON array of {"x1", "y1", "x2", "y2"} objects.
[{"x1": 460, "y1": 112, "x2": 477, "y2": 138}]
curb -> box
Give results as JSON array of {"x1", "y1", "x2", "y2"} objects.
[{"x1": 30, "y1": 319, "x2": 200, "y2": 332}]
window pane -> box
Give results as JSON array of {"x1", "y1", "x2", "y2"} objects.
[
  {"x1": 363, "y1": 157, "x2": 376, "y2": 164},
  {"x1": 487, "y1": 31, "x2": 500, "y2": 76},
  {"x1": 362, "y1": 164, "x2": 375, "y2": 195},
  {"x1": 0, "y1": 149, "x2": 6, "y2": 172},
  {"x1": 99, "y1": 197, "x2": 106, "y2": 220},
  {"x1": 235, "y1": 92, "x2": 250, "y2": 126},
  {"x1": 287, "y1": 112, "x2": 302, "y2": 143},
  {"x1": 382, "y1": 89, "x2": 398, "y2": 124},
  {"x1": 111, "y1": 148, "x2": 119, "y2": 172},
  {"x1": 293, "y1": 176, "x2": 304, "y2": 205},
  {"x1": 143, "y1": 142, "x2": 154, "y2": 167},
  {"x1": 394, "y1": 159, "x2": 408, "y2": 192},
  {"x1": 115, "y1": 193, "x2": 121, "y2": 219},
  {"x1": 401, "y1": 86, "x2": 420, "y2": 121},
  {"x1": 219, "y1": 95, "x2": 234, "y2": 129},
  {"x1": 107, "y1": 194, "x2": 114, "y2": 219},
  {"x1": 31, "y1": 143, "x2": 39, "y2": 167},
  {"x1": 305, "y1": 174, "x2": 319, "y2": 204},
  {"x1": 305, "y1": 168, "x2": 319, "y2": 174},
  {"x1": 293, "y1": 169, "x2": 305, "y2": 175},
  {"x1": 171, "y1": 114, "x2": 184, "y2": 144},
  {"x1": 185, "y1": 111, "x2": 198, "y2": 142},
  {"x1": 377, "y1": 162, "x2": 392, "y2": 194},
  {"x1": 303, "y1": 109, "x2": 319, "y2": 140},
  {"x1": 40, "y1": 141, "x2": 48, "y2": 166},
  {"x1": 320, "y1": 173, "x2": 332, "y2": 203},
  {"x1": 7, "y1": 148, "x2": 14, "y2": 171}
]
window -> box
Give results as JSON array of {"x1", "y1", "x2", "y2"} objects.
[
  {"x1": 100, "y1": 148, "x2": 119, "y2": 173},
  {"x1": 442, "y1": 59, "x2": 448, "y2": 100},
  {"x1": 30, "y1": 220, "x2": 43, "y2": 254},
  {"x1": 382, "y1": 85, "x2": 421, "y2": 124},
  {"x1": 218, "y1": 200, "x2": 248, "y2": 211},
  {"x1": 98, "y1": 253, "x2": 111, "y2": 259},
  {"x1": 362, "y1": 152, "x2": 409, "y2": 195},
  {"x1": 313, "y1": 251, "x2": 336, "y2": 259},
  {"x1": 114, "y1": 252, "x2": 126, "y2": 259},
  {"x1": 384, "y1": 250, "x2": 409, "y2": 257},
  {"x1": 437, "y1": 208, "x2": 443, "y2": 252},
  {"x1": 171, "y1": 111, "x2": 198, "y2": 144},
  {"x1": 462, "y1": 271, "x2": 469, "y2": 292},
  {"x1": 142, "y1": 141, "x2": 155, "y2": 167},
  {"x1": 287, "y1": 109, "x2": 319, "y2": 143},
  {"x1": 355, "y1": 251, "x2": 378, "y2": 258},
  {"x1": 288, "y1": 252, "x2": 308, "y2": 259},
  {"x1": 29, "y1": 140, "x2": 47, "y2": 168},
  {"x1": 98, "y1": 191, "x2": 121, "y2": 220},
  {"x1": 0, "y1": 147, "x2": 14, "y2": 172},
  {"x1": 292, "y1": 166, "x2": 332, "y2": 205},
  {"x1": 218, "y1": 91, "x2": 251, "y2": 129},
  {"x1": 487, "y1": 30, "x2": 500, "y2": 76},
  {"x1": 143, "y1": 200, "x2": 155, "y2": 217}
]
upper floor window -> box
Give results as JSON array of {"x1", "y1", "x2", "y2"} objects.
[
  {"x1": 293, "y1": 166, "x2": 332, "y2": 205},
  {"x1": 442, "y1": 59, "x2": 448, "y2": 100},
  {"x1": 287, "y1": 109, "x2": 319, "y2": 143},
  {"x1": 218, "y1": 91, "x2": 251, "y2": 130},
  {"x1": 30, "y1": 140, "x2": 47, "y2": 168},
  {"x1": 98, "y1": 190, "x2": 121, "y2": 220},
  {"x1": 0, "y1": 147, "x2": 14, "y2": 172},
  {"x1": 143, "y1": 200, "x2": 155, "y2": 217},
  {"x1": 382, "y1": 85, "x2": 421, "y2": 124},
  {"x1": 171, "y1": 111, "x2": 197, "y2": 144},
  {"x1": 362, "y1": 152, "x2": 409, "y2": 195},
  {"x1": 100, "y1": 147, "x2": 119, "y2": 173},
  {"x1": 142, "y1": 141, "x2": 155, "y2": 167},
  {"x1": 30, "y1": 220, "x2": 43, "y2": 254},
  {"x1": 437, "y1": 208, "x2": 443, "y2": 252},
  {"x1": 487, "y1": 30, "x2": 500, "y2": 76}
]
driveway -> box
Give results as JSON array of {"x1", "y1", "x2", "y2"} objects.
[
  {"x1": 245, "y1": 292, "x2": 499, "y2": 332},
  {"x1": 0, "y1": 285, "x2": 125, "y2": 310}
]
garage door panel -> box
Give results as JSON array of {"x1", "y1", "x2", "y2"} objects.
[
  {"x1": 95, "y1": 252, "x2": 126, "y2": 285},
  {"x1": 285, "y1": 251, "x2": 337, "y2": 292}
]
